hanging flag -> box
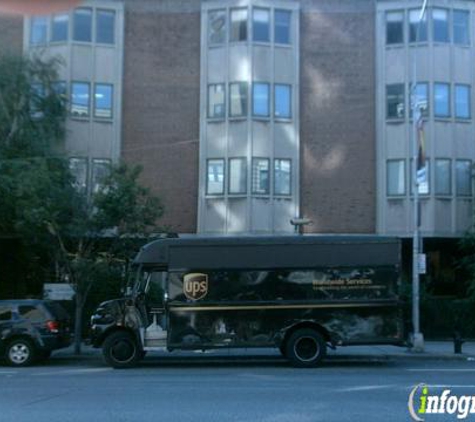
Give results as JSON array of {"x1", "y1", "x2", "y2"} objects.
[{"x1": 416, "y1": 114, "x2": 428, "y2": 193}]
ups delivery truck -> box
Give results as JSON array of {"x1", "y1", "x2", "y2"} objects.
[{"x1": 90, "y1": 235, "x2": 406, "y2": 368}]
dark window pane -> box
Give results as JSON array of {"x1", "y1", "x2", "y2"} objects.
[
  {"x1": 274, "y1": 84, "x2": 291, "y2": 118},
  {"x1": 30, "y1": 16, "x2": 48, "y2": 45},
  {"x1": 208, "y1": 9, "x2": 226, "y2": 44},
  {"x1": 386, "y1": 11, "x2": 403, "y2": 44},
  {"x1": 455, "y1": 85, "x2": 470, "y2": 119},
  {"x1": 433, "y1": 9, "x2": 449, "y2": 42},
  {"x1": 230, "y1": 9, "x2": 247, "y2": 42},
  {"x1": 51, "y1": 13, "x2": 69, "y2": 42},
  {"x1": 73, "y1": 8, "x2": 92, "y2": 42},
  {"x1": 208, "y1": 84, "x2": 225, "y2": 118},
  {"x1": 229, "y1": 82, "x2": 248, "y2": 117},
  {"x1": 434, "y1": 83, "x2": 450, "y2": 117},
  {"x1": 275, "y1": 10, "x2": 291, "y2": 44},
  {"x1": 435, "y1": 159, "x2": 451, "y2": 196},
  {"x1": 253, "y1": 83, "x2": 269, "y2": 117},
  {"x1": 252, "y1": 158, "x2": 269, "y2": 194},
  {"x1": 253, "y1": 8, "x2": 269, "y2": 42},
  {"x1": 0, "y1": 307, "x2": 12, "y2": 321},
  {"x1": 207, "y1": 159, "x2": 225, "y2": 195},
  {"x1": 94, "y1": 84, "x2": 113, "y2": 118},
  {"x1": 274, "y1": 159, "x2": 291, "y2": 195},
  {"x1": 386, "y1": 84, "x2": 405, "y2": 119},
  {"x1": 453, "y1": 10, "x2": 470, "y2": 45},
  {"x1": 229, "y1": 158, "x2": 247, "y2": 194},
  {"x1": 96, "y1": 9, "x2": 115, "y2": 44},
  {"x1": 387, "y1": 160, "x2": 405, "y2": 196},
  {"x1": 19, "y1": 306, "x2": 47, "y2": 322},
  {"x1": 409, "y1": 9, "x2": 427, "y2": 42},
  {"x1": 456, "y1": 160, "x2": 472, "y2": 196},
  {"x1": 71, "y1": 82, "x2": 90, "y2": 117}
]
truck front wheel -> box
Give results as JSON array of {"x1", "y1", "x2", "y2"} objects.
[
  {"x1": 103, "y1": 331, "x2": 140, "y2": 369},
  {"x1": 285, "y1": 328, "x2": 327, "y2": 368}
]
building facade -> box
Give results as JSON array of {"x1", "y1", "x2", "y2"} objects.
[{"x1": 1, "y1": 0, "x2": 473, "y2": 284}]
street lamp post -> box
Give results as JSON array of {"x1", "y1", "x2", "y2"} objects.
[{"x1": 410, "y1": 0, "x2": 428, "y2": 352}]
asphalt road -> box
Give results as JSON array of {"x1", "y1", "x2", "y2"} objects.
[{"x1": 1, "y1": 353, "x2": 475, "y2": 422}]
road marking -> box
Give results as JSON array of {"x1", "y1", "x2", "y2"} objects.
[
  {"x1": 33, "y1": 368, "x2": 111, "y2": 376},
  {"x1": 0, "y1": 371, "x2": 17, "y2": 375},
  {"x1": 339, "y1": 384, "x2": 397, "y2": 392},
  {"x1": 406, "y1": 369, "x2": 475, "y2": 372}
]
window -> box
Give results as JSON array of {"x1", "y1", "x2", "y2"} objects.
[
  {"x1": 435, "y1": 159, "x2": 451, "y2": 196},
  {"x1": 253, "y1": 83, "x2": 270, "y2": 117},
  {"x1": 434, "y1": 83, "x2": 450, "y2": 118},
  {"x1": 411, "y1": 159, "x2": 430, "y2": 195},
  {"x1": 253, "y1": 8, "x2": 270, "y2": 42},
  {"x1": 69, "y1": 158, "x2": 88, "y2": 193},
  {"x1": 96, "y1": 9, "x2": 115, "y2": 44},
  {"x1": 230, "y1": 9, "x2": 247, "y2": 42},
  {"x1": 386, "y1": 84, "x2": 405, "y2": 119},
  {"x1": 274, "y1": 84, "x2": 291, "y2": 119},
  {"x1": 0, "y1": 306, "x2": 12, "y2": 322},
  {"x1": 229, "y1": 82, "x2": 248, "y2": 117},
  {"x1": 274, "y1": 159, "x2": 291, "y2": 196},
  {"x1": 386, "y1": 11, "x2": 403, "y2": 45},
  {"x1": 207, "y1": 159, "x2": 225, "y2": 195},
  {"x1": 92, "y1": 159, "x2": 111, "y2": 194},
  {"x1": 229, "y1": 158, "x2": 247, "y2": 194},
  {"x1": 410, "y1": 82, "x2": 429, "y2": 117},
  {"x1": 456, "y1": 160, "x2": 472, "y2": 196},
  {"x1": 52, "y1": 81, "x2": 67, "y2": 106},
  {"x1": 274, "y1": 10, "x2": 291, "y2": 44},
  {"x1": 30, "y1": 83, "x2": 45, "y2": 115},
  {"x1": 208, "y1": 9, "x2": 226, "y2": 44},
  {"x1": 252, "y1": 158, "x2": 270, "y2": 195},
  {"x1": 51, "y1": 13, "x2": 69, "y2": 42},
  {"x1": 453, "y1": 10, "x2": 470, "y2": 45},
  {"x1": 94, "y1": 84, "x2": 113, "y2": 119},
  {"x1": 387, "y1": 160, "x2": 405, "y2": 196},
  {"x1": 30, "y1": 16, "x2": 48, "y2": 45},
  {"x1": 71, "y1": 82, "x2": 90, "y2": 117},
  {"x1": 19, "y1": 306, "x2": 46, "y2": 323},
  {"x1": 409, "y1": 9, "x2": 428, "y2": 43},
  {"x1": 455, "y1": 84, "x2": 470, "y2": 119},
  {"x1": 433, "y1": 8, "x2": 449, "y2": 43},
  {"x1": 73, "y1": 8, "x2": 92, "y2": 42},
  {"x1": 208, "y1": 84, "x2": 225, "y2": 118}
]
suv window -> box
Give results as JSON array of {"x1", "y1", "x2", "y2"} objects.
[
  {"x1": 43, "y1": 302, "x2": 69, "y2": 321},
  {"x1": 0, "y1": 306, "x2": 12, "y2": 321},
  {"x1": 18, "y1": 305, "x2": 47, "y2": 322}
]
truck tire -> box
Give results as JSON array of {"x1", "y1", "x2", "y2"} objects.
[
  {"x1": 6, "y1": 338, "x2": 36, "y2": 367},
  {"x1": 285, "y1": 328, "x2": 326, "y2": 368},
  {"x1": 103, "y1": 331, "x2": 140, "y2": 369}
]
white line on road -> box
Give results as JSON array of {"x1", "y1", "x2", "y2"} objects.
[
  {"x1": 406, "y1": 369, "x2": 475, "y2": 372},
  {"x1": 0, "y1": 371, "x2": 17, "y2": 375},
  {"x1": 339, "y1": 385, "x2": 398, "y2": 392},
  {"x1": 33, "y1": 368, "x2": 112, "y2": 376}
]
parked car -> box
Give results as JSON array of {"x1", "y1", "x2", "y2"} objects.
[{"x1": 0, "y1": 299, "x2": 71, "y2": 367}]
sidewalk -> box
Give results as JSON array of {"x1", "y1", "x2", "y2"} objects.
[{"x1": 55, "y1": 341, "x2": 475, "y2": 362}]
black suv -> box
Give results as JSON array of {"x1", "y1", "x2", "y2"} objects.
[{"x1": 0, "y1": 300, "x2": 71, "y2": 366}]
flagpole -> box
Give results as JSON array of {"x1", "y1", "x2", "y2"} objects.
[{"x1": 411, "y1": 0, "x2": 428, "y2": 352}]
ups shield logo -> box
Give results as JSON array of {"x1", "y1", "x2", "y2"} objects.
[{"x1": 183, "y1": 273, "x2": 208, "y2": 301}]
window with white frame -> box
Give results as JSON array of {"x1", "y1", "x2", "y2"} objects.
[
  {"x1": 30, "y1": 16, "x2": 48, "y2": 45},
  {"x1": 453, "y1": 10, "x2": 470, "y2": 45},
  {"x1": 207, "y1": 159, "x2": 225, "y2": 195},
  {"x1": 434, "y1": 83, "x2": 450, "y2": 117},
  {"x1": 253, "y1": 83, "x2": 270, "y2": 117},
  {"x1": 386, "y1": 84, "x2": 405, "y2": 119},
  {"x1": 386, "y1": 11, "x2": 404, "y2": 45},
  {"x1": 456, "y1": 160, "x2": 472, "y2": 196},
  {"x1": 51, "y1": 13, "x2": 69, "y2": 42},
  {"x1": 94, "y1": 84, "x2": 113, "y2": 119},
  {"x1": 252, "y1": 158, "x2": 270, "y2": 195},
  {"x1": 230, "y1": 8, "x2": 248, "y2": 42},
  {"x1": 455, "y1": 84, "x2": 470, "y2": 119},
  {"x1": 274, "y1": 84, "x2": 291, "y2": 119},
  {"x1": 208, "y1": 9, "x2": 226, "y2": 44},
  {"x1": 229, "y1": 158, "x2": 247, "y2": 194},
  {"x1": 229, "y1": 82, "x2": 248, "y2": 117},
  {"x1": 408, "y1": 9, "x2": 428, "y2": 43},
  {"x1": 274, "y1": 10, "x2": 291, "y2": 44},
  {"x1": 432, "y1": 8, "x2": 449, "y2": 43},
  {"x1": 435, "y1": 159, "x2": 451, "y2": 196},
  {"x1": 73, "y1": 8, "x2": 92, "y2": 42},
  {"x1": 274, "y1": 159, "x2": 291, "y2": 196},
  {"x1": 208, "y1": 84, "x2": 225, "y2": 118},
  {"x1": 71, "y1": 82, "x2": 90, "y2": 117},
  {"x1": 387, "y1": 160, "x2": 405, "y2": 196},
  {"x1": 96, "y1": 9, "x2": 115, "y2": 44},
  {"x1": 253, "y1": 8, "x2": 270, "y2": 42}
]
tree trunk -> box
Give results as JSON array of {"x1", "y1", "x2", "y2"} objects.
[{"x1": 74, "y1": 291, "x2": 83, "y2": 355}]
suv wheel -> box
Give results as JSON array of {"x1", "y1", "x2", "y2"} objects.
[
  {"x1": 6, "y1": 339, "x2": 35, "y2": 367},
  {"x1": 103, "y1": 331, "x2": 140, "y2": 369}
]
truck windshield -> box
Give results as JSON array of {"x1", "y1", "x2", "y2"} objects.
[{"x1": 133, "y1": 268, "x2": 166, "y2": 305}]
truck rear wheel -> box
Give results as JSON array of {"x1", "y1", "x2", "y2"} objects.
[
  {"x1": 103, "y1": 331, "x2": 140, "y2": 369},
  {"x1": 285, "y1": 328, "x2": 326, "y2": 368}
]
